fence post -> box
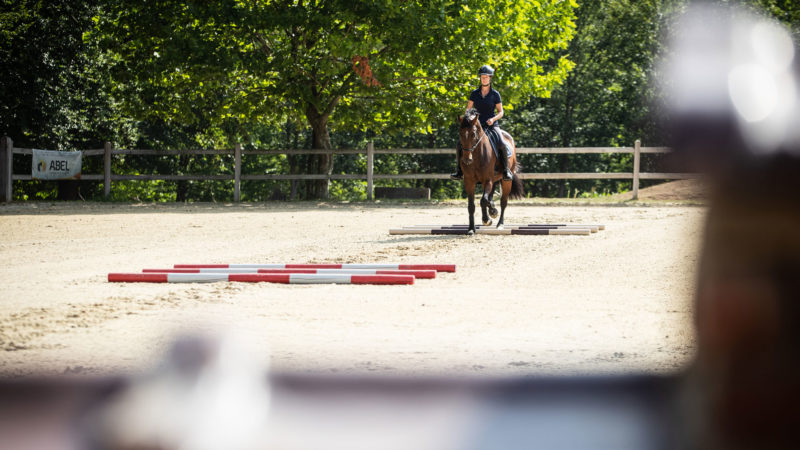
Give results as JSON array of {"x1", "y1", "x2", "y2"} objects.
[
  {"x1": 104, "y1": 142, "x2": 112, "y2": 198},
  {"x1": 367, "y1": 141, "x2": 374, "y2": 200},
  {"x1": 1, "y1": 136, "x2": 13, "y2": 203},
  {"x1": 632, "y1": 139, "x2": 641, "y2": 200},
  {"x1": 234, "y1": 143, "x2": 242, "y2": 202}
]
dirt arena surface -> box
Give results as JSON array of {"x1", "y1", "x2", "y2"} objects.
[{"x1": 0, "y1": 200, "x2": 705, "y2": 378}]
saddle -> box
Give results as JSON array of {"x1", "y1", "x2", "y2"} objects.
[
  {"x1": 487, "y1": 128, "x2": 513, "y2": 180},
  {"x1": 486, "y1": 127, "x2": 513, "y2": 160}
]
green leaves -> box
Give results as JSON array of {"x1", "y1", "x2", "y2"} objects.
[{"x1": 94, "y1": 0, "x2": 577, "y2": 140}]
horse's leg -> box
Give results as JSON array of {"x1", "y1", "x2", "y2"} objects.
[
  {"x1": 497, "y1": 179, "x2": 512, "y2": 228},
  {"x1": 465, "y1": 178, "x2": 477, "y2": 235},
  {"x1": 480, "y1": 180, "x2": 493, "y2": 226},
  {"x1": 488, "y1": 183, "x2": 499, "y2": 218}
]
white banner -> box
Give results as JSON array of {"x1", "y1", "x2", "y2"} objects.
[{"x1": 32, "y1": 149, "x2": 82, "y2": 180}]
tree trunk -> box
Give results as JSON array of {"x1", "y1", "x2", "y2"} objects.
[{"x1": 305, "y1": 105, "x2": 333, "y2": 200}]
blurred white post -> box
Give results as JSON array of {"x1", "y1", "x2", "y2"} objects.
[
  {"x1": 1, "y1": 136, "x2": 13, "y2": 203},
  {"x1": 367, "y1": 141, "x2": 374, "y2": 200},
  {"x1": 632, "y1": 139, "x2": 641, "y2": 200},
  {"x1": 234, "y1": 143, "x2": 242, "y2": 202},
  {"x1": 104, "y1": 142, "x2": 112, "y2": 198}
]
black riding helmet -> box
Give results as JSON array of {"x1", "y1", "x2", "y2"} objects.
[{"x1": 478, "y1": 65, "x2": 494, "y2": 77}]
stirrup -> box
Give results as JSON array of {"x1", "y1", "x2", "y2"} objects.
[
  {"x1": 450, "y1": 171, "x2": 463, "y2": 180},
  {"x1": 502, "y1": 169, "x2": 512, "y2": 181}
]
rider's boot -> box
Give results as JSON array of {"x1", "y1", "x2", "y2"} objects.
[
  {"x1": 450, "y1": 142, "x2": 464, "y2": 180},
  {"x1": 499, "y1": 145, "x2": 513, "y2": 181}
]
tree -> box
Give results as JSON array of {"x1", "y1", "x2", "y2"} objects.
[
  {"x1": 1, "y1": 0, "x2": 139, "y2": 200},
  {"x1": 506, "y1": 0, "x2": 680, "y2": 197},
  {"x1": 94, "y1": 0, "x2": 578, "y2": 199}
]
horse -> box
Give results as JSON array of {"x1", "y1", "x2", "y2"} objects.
[{"x1": 458, "y1": 108, "x2": 524, "y2": 235}]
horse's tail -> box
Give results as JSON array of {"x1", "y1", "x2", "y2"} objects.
[{"x1": 510, "y1": 162, "x2": 524, "y2": 199}]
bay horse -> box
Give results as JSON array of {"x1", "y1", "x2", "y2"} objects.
[{"x1": 458, "y1": 108, "x2": 524, "y2": 235}]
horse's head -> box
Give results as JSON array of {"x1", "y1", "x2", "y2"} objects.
[{"x1": 459, "y1": 108, "x2": 482, "y2": 166}]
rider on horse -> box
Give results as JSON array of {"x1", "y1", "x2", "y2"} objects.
[{"x1": 451, "y1": 64, "x2": 513, "y2": 181}]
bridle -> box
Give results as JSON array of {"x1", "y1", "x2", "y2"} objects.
[{"x1": 462, "y1": 125, "x2": 487, "y2": 154}]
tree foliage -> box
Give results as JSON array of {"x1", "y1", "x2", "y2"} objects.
[
  {"x1": 6, "y1": 1, "x2": 797, "y2": 202},
  {"x1": 504, "y1": 0, "x2": 683, "y2": 197},
  {"x1": 0, "y1": 0, "x2": 138, "y2": 199},
  {"x1": 93, "y1": 0, "x2": 578, "y2": 198}
]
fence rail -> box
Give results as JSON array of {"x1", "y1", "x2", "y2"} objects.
[{"x1": 1, "y1": 137, "x2": 695, "y2": 203}]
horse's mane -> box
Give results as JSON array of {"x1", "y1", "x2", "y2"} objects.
[{"x1": 461, "y1": 108, "x2": 479, "y2": 128}]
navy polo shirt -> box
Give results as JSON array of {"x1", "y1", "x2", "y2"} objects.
[{"x1": 469, "y1": 88, "x2": 502, "y2": 127}]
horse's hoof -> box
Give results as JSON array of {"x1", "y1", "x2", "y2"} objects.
[
  {"x1": 496, "y1": 224, "x2": 504, "y2": 230},
  {"x1": 483, "y1": 219, "x2": 492, "y2": 226},
  {"x1": 489, "y1": 208, "x2": 498, "y2": 218},
  {"x1": 467, "y1": 229, "x2": 475, "y2": 236}
]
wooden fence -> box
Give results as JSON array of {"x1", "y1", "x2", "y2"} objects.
[{"x1": 1, "y1": 136, "x2": 697, "y2": 203}]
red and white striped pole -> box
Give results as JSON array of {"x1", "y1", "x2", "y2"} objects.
[
  {"x1": 142, "y1": 268, "x2": 437, "y2": 279},
  {"x1": 172, "y1": 263, "x2": 456, "y2": 272},
  {"x1": 108, "y1": 273, "x2": 415, "y2": 285}
]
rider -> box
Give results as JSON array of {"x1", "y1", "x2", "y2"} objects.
[{"x1": 451, "y1": 64, "x2": 513, "y2": 181}]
